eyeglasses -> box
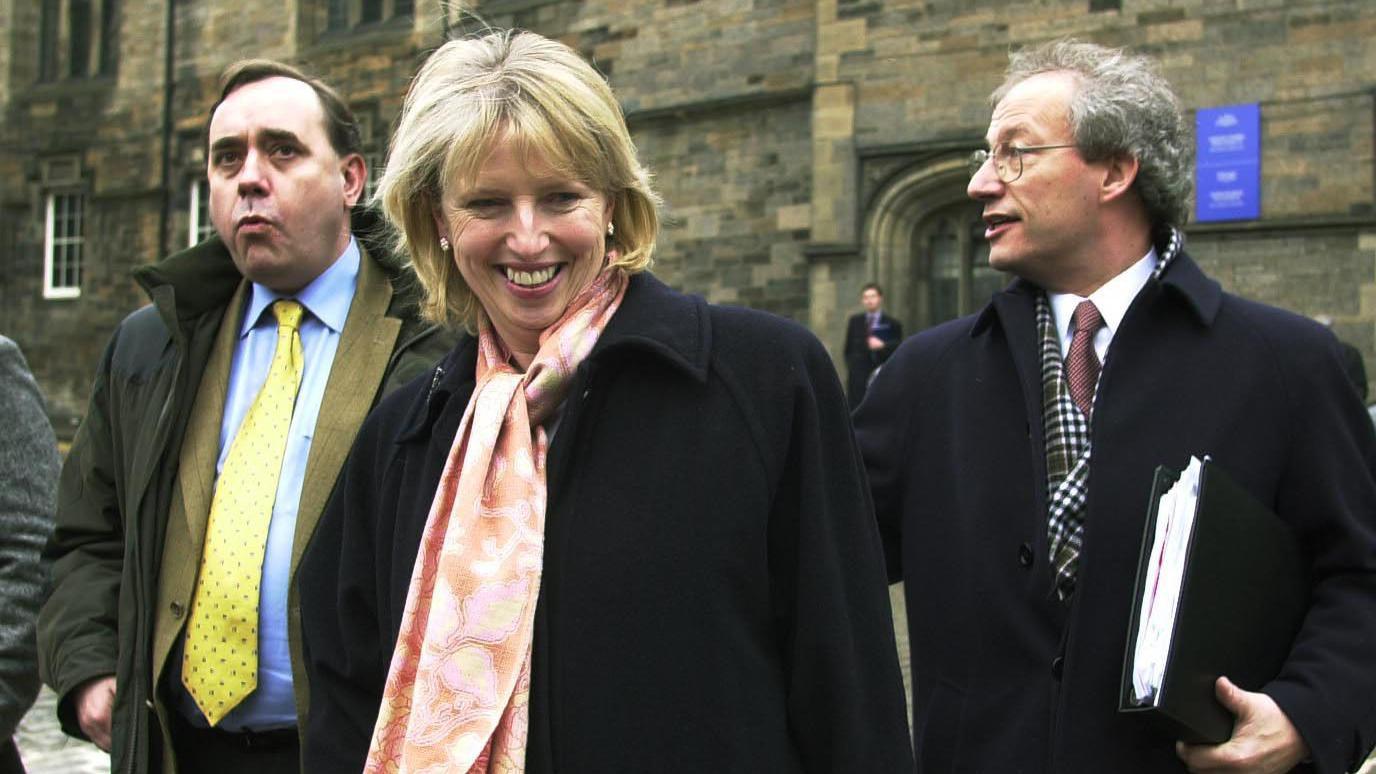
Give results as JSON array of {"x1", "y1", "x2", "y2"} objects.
[{"x1": 968, "y1": 143, "x2": 1077, "y2": 183}]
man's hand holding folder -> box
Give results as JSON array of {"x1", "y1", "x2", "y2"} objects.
[
  {"x1": 1121, "y1": 457, "x2": 1313, "y2": 772},
  {"x1": 1175, "y1": 676, "x2": 1308, "y2": 773}
]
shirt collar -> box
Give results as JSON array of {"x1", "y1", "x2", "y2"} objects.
[
  {"x1": 1048, "y1": 246, "x2": 1157, "y2": 347},
  {"x1": 239, "y1": 237, "x2": 361, "y2": 336}
]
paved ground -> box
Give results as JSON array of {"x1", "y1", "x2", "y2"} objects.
[
  {"x1": 15, "y1": 687, "x2": 108, "y2": 774},
  {"x1": 891, "y1": 583, "x2": 913, "y2": 720}
]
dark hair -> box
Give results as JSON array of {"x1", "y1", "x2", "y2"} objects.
[
  {"x1": 206, "y1": 59, "x2": 362, "y2": 158},
  {"x1": 862, "y1": 282, "x2": 884, "y2": 296}
]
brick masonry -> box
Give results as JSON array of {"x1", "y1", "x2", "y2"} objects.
[{"x1": 1, "y1": 0, "x2": 1375, "y2": 424}]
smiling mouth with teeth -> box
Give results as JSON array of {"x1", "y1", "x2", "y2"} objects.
[{"x1": 505, "y1": 265, "x2": 562, "y2": 288}]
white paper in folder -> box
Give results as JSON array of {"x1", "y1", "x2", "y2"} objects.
[{"x1": 1131, "y1": 455, "x2": 1205, "y2": 705}]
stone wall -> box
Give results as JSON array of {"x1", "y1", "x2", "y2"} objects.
[
  {"x1": 3, "y1": 0, "x2": 1376, "y2": 423},
  {"x1": 635, "y1": 98, "x2": 814, "y2": 321}
]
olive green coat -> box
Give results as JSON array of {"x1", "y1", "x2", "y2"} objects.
[{"x1": 37, "y1": 210, "x2": 452, "y2": 774}]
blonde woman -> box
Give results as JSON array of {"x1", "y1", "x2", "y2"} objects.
[{"x1": 300, "y1": 30, "x2": 912, "y2": 773}]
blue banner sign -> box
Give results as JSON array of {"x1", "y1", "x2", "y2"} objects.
[{"x1": 1195, "y1": 103, "x2": 1260, "y2": 222}]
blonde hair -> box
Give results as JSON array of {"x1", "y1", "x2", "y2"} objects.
[{"x1": 378, "y1": 29, "x2": 661, "y2": 329}]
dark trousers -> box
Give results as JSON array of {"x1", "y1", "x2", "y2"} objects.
[
  {"x1": 0, "y1": 738, "x2": 24, "y2": 774},
  {"x1": 169, "y1": 714, "x2": 299, "y2": 774}
]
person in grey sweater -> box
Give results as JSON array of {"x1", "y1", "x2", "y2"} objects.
[{"x1": 0, "y1": 336, "x2": 59, "y2": 774}]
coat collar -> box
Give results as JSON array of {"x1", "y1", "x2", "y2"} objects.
[
  {"x1": 591, "y1": 271, "x2": 712, "y2": 383},
  {"x1": 399, "y1": 271, "x2": 710, "y2": 443},
  {"x1": 971, "y1": 248, "x2": 1222, "y2": 339},
  {"x1": 131, "y1": 205, "x2": 405, "y2": 327}
]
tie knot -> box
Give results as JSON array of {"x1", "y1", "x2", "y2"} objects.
[
  {"x1": 1072, "y1": 300, "x2": 1102, "y2": 335},
  {"x1": 272, "y1": 299, "x2": 304, "y2": 333}
]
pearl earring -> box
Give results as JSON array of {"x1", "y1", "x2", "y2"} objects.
[
  {"x1": 606, "y1": 222, "x2": 615, "y2": 237},
  {"x1": 439, "y1": 237, "x2": 451, "y2": 252}
]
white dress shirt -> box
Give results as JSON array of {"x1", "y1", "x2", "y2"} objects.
[{"x1": 1049, "y1": 248, "x2": 1158, "y2": 363}]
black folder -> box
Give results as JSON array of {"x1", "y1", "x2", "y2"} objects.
[{"x1": 1118, "y1": 458, "x2": 1308, "y2": 744}]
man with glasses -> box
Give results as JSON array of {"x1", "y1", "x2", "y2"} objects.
[{"x1": 856, "y1": 39, "x2": 1376, "y2": 773}]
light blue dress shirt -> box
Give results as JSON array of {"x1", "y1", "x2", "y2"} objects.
[{"x1": 175, "y1": 238, "x2": 359, "y2": 731}]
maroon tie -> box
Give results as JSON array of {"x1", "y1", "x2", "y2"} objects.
[{"x1": 1067, "y1": 300, "x2": 1104, "y2": 418}]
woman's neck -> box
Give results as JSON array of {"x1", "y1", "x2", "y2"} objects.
[{"x1": 509, "y1": 349, "x2": 535, "y2": 370}]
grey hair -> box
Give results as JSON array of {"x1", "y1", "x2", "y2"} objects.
[{"x1": 992, "y1": 39, "x2": 1193, "y2": 229}]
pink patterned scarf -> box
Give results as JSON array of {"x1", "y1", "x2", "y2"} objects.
[{"x1": 365, "y1": 264, "x2": 628, "y2": 773}]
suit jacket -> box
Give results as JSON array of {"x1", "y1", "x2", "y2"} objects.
[
  {"x1": 149, "y1": 245, "x2": 410, "y2": 746},
  {"x1": 855, "y1": 251, "x2": 1376, "y2": 774},
  {"x1": 844, "y1": 311, "x2": 902, "y2": 406}
]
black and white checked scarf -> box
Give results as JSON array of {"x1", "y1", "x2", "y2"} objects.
[{"x1": 1040, "y1": 227, "x2": 1182, "y2": 596}]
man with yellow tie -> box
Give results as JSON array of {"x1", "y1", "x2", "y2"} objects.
[{"x1": 36, "y1": 60, "x2": 452, "y2": 774}]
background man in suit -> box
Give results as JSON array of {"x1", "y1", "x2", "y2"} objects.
[
  {"x1": 844, "y1": 283, "x2": 902, "y2": 408},
  {"x1": 37, "y1": 60, "x2": 449, "y2": 774},
  {"x1": 855, "y1": 39, "x2": 1376, "y2": 773}
]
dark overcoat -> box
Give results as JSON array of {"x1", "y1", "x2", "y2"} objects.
[
  {"x1": 300, "y1": 272, "x2": 914, "y2": 773},
  {"x1": 855, "y1": 252, "x2": 1376, "y2": 774}
]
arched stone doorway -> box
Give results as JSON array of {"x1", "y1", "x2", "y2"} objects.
[{"x1": 861, "y1": 154, "x2": 1008, "y2": 333}]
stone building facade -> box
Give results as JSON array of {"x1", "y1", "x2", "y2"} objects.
[{"x1": 2, "y1": 0, "x2": 1374, "y2": 431}]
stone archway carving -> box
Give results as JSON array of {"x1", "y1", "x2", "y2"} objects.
[{"x1": 860, "y1": 153, "x2": 998, "y2": 332}]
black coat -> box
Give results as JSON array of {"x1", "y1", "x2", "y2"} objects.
[
  {"x1": 844, "y1": 311, "x2": 902, "y2": 407},
  {"x1": 855, "y1": 252, "x2": 1376, "y2": 774},
  {"x1": 300, "y1": 273, "x2": 914, "y2": 773}
]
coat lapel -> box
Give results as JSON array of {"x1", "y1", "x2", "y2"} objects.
[
  {"x1": 153, "y1": 279, "x2": 247, "y2": 687},
  {"x1": 986, "y1": 284, "x2": 1050, "y2": 515},
  {"x1": 289, "y1": 246, "x2": 400, "y2": 575},
  {"x1": 179, "y1": 282, "x2": 249, "y2": 550}
]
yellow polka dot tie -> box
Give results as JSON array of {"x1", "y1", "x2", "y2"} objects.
[{"x1": 182, "y1": 299, "x2": 304, "y2": 726}]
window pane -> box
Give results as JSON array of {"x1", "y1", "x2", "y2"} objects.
[
  {"x1": 58, "y1": 196, "x2": 72, "y2": 237},
  {"x1": 69, "y1": 0, "x2": 92, "y2": 78},
  {"x1": 47, "y1": 193, "x2": 84, "y2": 294},
  {"x1": 361, "y1": 0, "x2": 382, "y2": 23},
  {"x1": 68, "y1": 194, "x2": 84, "y2": 287},
  {"x1": 39, "y1": 0, "x2": 60, "y2": 82},
  {"x1": 394, "y1": 0, "x2": 413, "y2": 17},
  {"x1": 192, "y1": 178, "x2": 216, "y2": 244},
  {"x1": 327, "y1": 0, "x2": 348, "y2": 29},
  {"x1": 100, "y1": 0, "x2": 120, "y2": 74},
  {"x1": 928, "y1": 217, "x2": 961, "y2": 325},
  {"x1": 364, "y1": 156, "x2": 384, "y2": 202}
]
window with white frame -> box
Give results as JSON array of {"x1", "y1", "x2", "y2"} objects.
[
  {"x1": 44, "y1": 192, "x2": 84, "y2": 299},
  {"x1": 188, "y1": 177, "x2": 216, "y2": 247}
]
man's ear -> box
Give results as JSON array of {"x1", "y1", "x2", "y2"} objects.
[
  {"x1": 341, "y1": 153, "x2": 367, "y2": 207},
  {"x1": 1100, "y1": 153, "x2": 1140, "y2": 204}
]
